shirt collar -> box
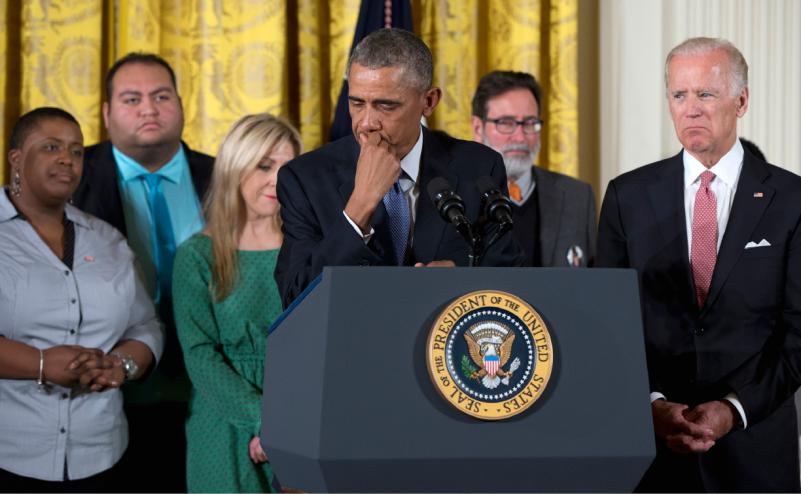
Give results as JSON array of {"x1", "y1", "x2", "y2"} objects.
[
  {"x1": 683, "y1": 137, "x2": 744, "y2": 189},
  {"x1": 0, "y1": 188, "x2": 92, "y2": 229},
  {"x1": 399, "y1": 127, "x2": 423, "y2": 188},
  {"x1": 113, "y1": 144, "x2": 187, "y2": 185},
  {"x1": 0, "y1": 188, "x2": 17, "y2": 222},
  {"x1": 64, "y1": 202, "x2": 92, "y2": 229}
]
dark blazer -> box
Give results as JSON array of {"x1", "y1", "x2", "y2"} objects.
[
  {"x1": 72, "y1": 140, "x2": 214, "y2": 390},
  {"x1": 72, "y1": 140, "x2": 214, "y2": 236},
  {"x1": 597, "y1": 150, "x2": 801, "y2": 492},
  {"x1": 275, "y1": 128, "x2": 524, "y2": 307},
  {"x1": 532, "y1": 166, "x2": 597, "y2": 267}
]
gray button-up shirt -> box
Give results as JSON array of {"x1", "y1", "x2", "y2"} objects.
[{"x1": 0, "y1": 190, "x2": 164, "y2": 481}]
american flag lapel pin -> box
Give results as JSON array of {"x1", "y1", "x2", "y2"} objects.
[
  {"x1": 753, "y1": 192, "x2": 764, "y2": 198},
  {"x1": 84, "y1": 255, "x2": 95, "y2": 262}
]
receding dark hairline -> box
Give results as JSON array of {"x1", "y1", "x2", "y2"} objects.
[
  {"x1": 10, "y1": 107, "x2": 81, "y2": 150},
  {"x1": 105, "y1": 53, "x2": 178, "y2": 101},
  {"x1": 348, "y1": 62, "x2": 425, "y2": 95},
  {"x1": 491, "y1": 87, "x2": 539, "y2": 105},
  {"x1": 471, "y1": 70, "x2": 542, "y2": 119},
  {"x1": 25, "y1": 119, "x2": 83, "y2": 144},
  {"x1": 108, "y1": 61, "x2": 176, "y2": 89},
  {"x1": 347, "y1": 28, "x2": 433, "y2": 92}
]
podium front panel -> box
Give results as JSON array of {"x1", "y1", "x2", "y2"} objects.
[{"x1": 263, "y1": 267, "x2": 653, "y2": 492}]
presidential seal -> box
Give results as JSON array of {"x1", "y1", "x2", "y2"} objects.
[{"x1": 426, "y1": 290, "x2": 554, "y2": 420}]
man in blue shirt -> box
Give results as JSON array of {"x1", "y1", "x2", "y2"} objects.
[{"x1": 73, "y1": 52, "x2": 213, "y2": 492}]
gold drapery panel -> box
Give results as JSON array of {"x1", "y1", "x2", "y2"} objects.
[
  {"x1": 1, "y1": 0, "x2": 578, "y2": 183},
  {"x1": 415, "y1": 0, "x2": 578, "y2": 177},
  {"x1": 113, "y1": 1, "x2": 290, "y2": 156},
  {"x1": 0, "y1": 3, "x2": 8, "y2": 161}
]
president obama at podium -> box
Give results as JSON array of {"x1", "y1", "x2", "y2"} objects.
[{"x1": 275, "y1": 28, "x2": 522, "y2": 307}]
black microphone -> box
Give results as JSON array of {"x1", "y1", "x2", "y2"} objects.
[
  {"x1": 476, "y1": 176, "x2": 514, "y2": 228},
  {"x1": 427, "y1": 177, "x2": 473, "y2": 242}
]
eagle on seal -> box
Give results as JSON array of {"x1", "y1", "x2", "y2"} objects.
[{"x1": 465, "y1": 327, "x2": 517, "y2": 389}]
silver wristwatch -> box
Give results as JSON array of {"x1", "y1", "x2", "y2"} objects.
[{"x1": 110, "y1": 352, "x2": 139, "y2": 381}]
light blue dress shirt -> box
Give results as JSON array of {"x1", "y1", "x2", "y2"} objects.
[
  {"x1": 113, "y1": 145, "x2": 205, "y2": 300},
  {"x1": 0, "y1": 190, "x2": 164, "y2": 481}
]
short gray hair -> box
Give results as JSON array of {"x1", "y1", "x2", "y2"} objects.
[
  {"x1": 665, "y1": 37, "x2": 748, "y2": 97},
  {"x1": 347, "y1": 28, "x2": 433, "y2": 92}
]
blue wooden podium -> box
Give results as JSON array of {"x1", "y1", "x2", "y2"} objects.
[{"x1": 262, "y1": 267, "x2": 654, "y2": 492}]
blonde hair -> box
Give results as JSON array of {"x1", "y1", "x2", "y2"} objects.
[{"x1": 204, "y1": 113, "x2": 302, "y2": 301}]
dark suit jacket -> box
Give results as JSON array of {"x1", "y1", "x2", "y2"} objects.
[
  {"x1": 597, "y1": 150, "x2": 801, "y2": 492},
  {"x1": 72, "y1": 140, "x2": 214, "y2": 236},
  {"x1": 72, "y1": 140, "x2": 214, "y2": 396},
  {"x1": 531, "y1": 166, "x2": 597, "y2": 267},
  {"x1": 275, "y1": 128, "x2": 524, "y2": 307}
]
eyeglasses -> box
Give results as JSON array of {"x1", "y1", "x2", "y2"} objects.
[{"x1": 484, "y1": 117, "x2": 544, "y2": 135}]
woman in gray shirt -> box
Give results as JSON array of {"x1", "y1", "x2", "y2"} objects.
[{"x1": 0, "y1": 107, "x2": 163, "y2": 490}]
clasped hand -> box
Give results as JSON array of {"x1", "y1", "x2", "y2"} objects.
[
  {"x1": 652, "y1": 399, "x2": 736, "y2": 453},
  {"x1": 43, "y1": 345, "x2": 125, "y2": 392}
]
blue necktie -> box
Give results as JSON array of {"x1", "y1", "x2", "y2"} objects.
[
  {"x1": 382, "y1": 179, "x2": 410, "y2": 265},
  {"x1": 143, "y1": 173, "x2": 176, "y2": 303}
]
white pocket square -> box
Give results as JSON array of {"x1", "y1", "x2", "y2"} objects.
[{"x1": 745, "y1": 239, "x2": 771, "y2": 249}]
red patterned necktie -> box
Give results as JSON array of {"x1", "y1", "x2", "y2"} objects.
[{"x1": 691, "y1": 170, "x2": 718, "y2": 307}]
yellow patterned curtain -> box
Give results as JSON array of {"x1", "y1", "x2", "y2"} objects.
[
  {"x1": 415, "y1": 0, "x2": 578, "y2": 177},
  {"x1": 1, "y1": 0, "x2": 578, "y2": 182},
  {"x1": 2, "y1": 0, "x2": 105, "y2": 178},
  {"x1": 114, "y1": 1, "x2": 291, "y2": 154}
]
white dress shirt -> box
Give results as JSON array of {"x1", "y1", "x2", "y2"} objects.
[
  {"x1": 683, "y1": 139, "x2": 744, "y2": 254},
  {"x1": 0, "y1": 190, "x2": 164, "y2": 481},
  {"x1": 650, "y1": 138, "x2": 748, "y2": 428}
]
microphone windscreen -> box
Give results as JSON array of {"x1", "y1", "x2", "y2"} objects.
[
  {"x1": 476, "y1": 176, "x2": 499, "y2": 195},
  {"x1": 427, "y1": 176, "x2": 453, "y2": 202}
]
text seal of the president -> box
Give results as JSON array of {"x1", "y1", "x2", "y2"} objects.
[{"x1": 426, "y1": 290, "x2": 554, "y2": 420}]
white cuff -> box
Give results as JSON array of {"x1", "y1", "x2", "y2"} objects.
[
  {"x1": 343, "y1": 211, "x2": 374, "y2": 243},
  {"x1": 650, "y1": 391, "x2": 666, "y2": 403},
  {"x1": 723, "y1": 392, "x2": 748, "y2": 429}
]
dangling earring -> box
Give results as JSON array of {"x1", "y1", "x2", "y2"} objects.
[{"x1": 11, "y1": 170, "x2": 21, "y2": 197}]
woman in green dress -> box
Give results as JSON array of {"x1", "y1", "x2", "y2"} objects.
[{"x1": 172, "y1": 113, "x2": 301, "y2": 492}]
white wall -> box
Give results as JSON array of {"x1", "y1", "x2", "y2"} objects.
[{"x1": 600, "y1": 0, "x2": 801, "y2": 192}]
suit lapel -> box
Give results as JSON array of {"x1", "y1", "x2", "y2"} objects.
[
  {"x1": 414, "y1": 128, "x2": 458, "y2": 263},
  {"x1": 704, "y1": 155, "x2": 773, "y2": 311},
  {"x1": 534, "y1": 167, "x2": 564, "y2": 266},
  {"x1": 93, "y1": 141, "x2": 129, "y2": 236},
  {"x1": 335, "y1": 136, "x2": 360, "y2": 206},
  {"x1": 648, "y1": 153, "x2": 688, "y2": 253},
  {"x1": 185, "y1": 142, "x2": 212, "y2": 200},
  {"x1": 336, "y1": 136, "x2": 394, "y2": 261},
  {"x1": 647, "y1": 152, "x2": 696, "y2": 306}
]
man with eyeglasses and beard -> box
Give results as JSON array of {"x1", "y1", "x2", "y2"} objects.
[{"x1": 471, "y1": 71, "x2": 596, "y2": 267}]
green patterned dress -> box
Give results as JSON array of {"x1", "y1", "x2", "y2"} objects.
[{"x1": 172, "y1": 234, "x2": 282, "y2": 493}]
